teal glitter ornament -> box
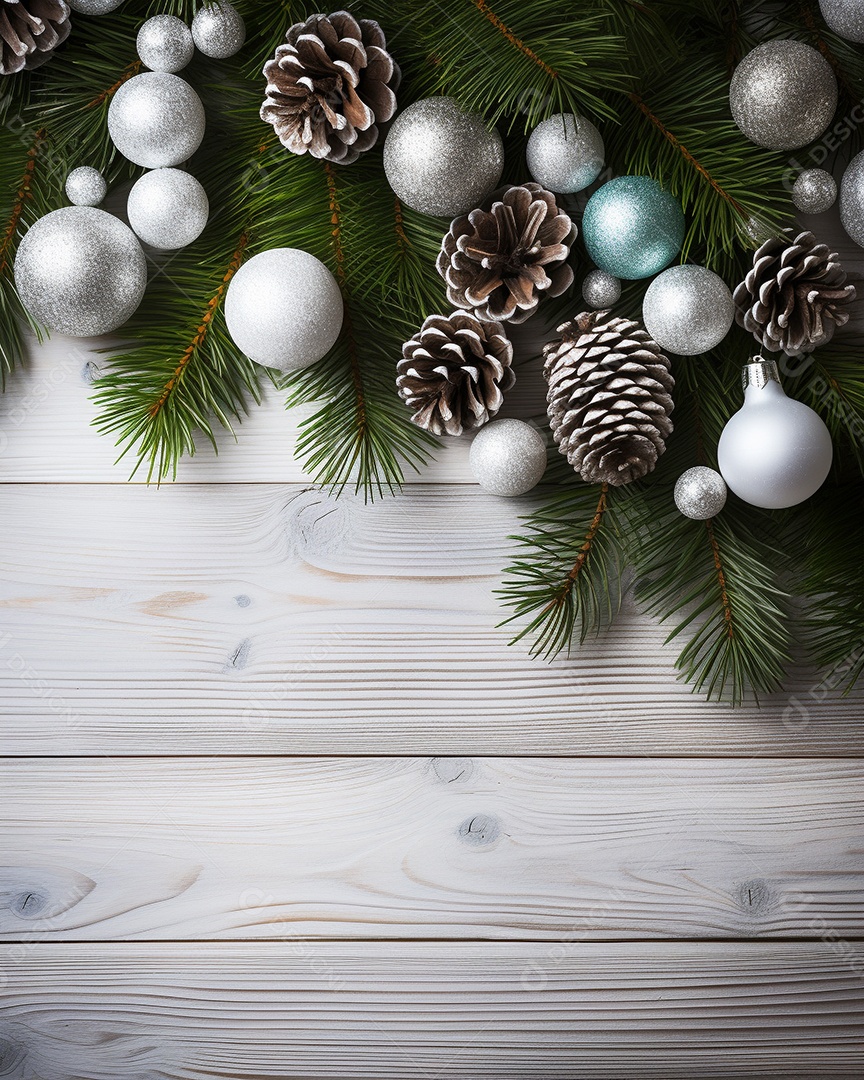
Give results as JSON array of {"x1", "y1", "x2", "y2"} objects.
[{"x1": 582, "y1": 176, "x2": 685, "y2": 280}]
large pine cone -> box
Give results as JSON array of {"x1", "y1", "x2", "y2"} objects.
[
  {"x1": 260, "y1": 11, "x2": 400, "y2": 166},
  {"x1": 397, "y1": 311, "x2": 514, "y2": 436},
  {"x1": 544, "y1": 310, "x2": 674, "y2": 487},
  {"x1": 733, "y1": 230, "x2": 856, "y2": 354},
  {"x1": 1, "y1": 0, "x2": 70, "y2": 75},
  {"x1": 436, "y1": 183, "x2": 575, "y2": 324}
]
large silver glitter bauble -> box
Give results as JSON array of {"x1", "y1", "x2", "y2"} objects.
[
  {"x1": 674, "y1": 467, "x2": 728, "y2": 520},
  {"x1": 383, "y1": 97, "x2": 504, "y2": 217},
  {"x1": 191, "y1": 2, "x2": 246, "y2": 59},
  {"x1": 818, "y1": 0, "x2": 864, "y2": 41},
  {"x1": 137, "y1": 15, "x2": 195, "y2": 73},
  {"x1": 224, "y1": 248, "x2": 343, "y2": 372},
  {"x1": 526, "y1": 113, "x2": 604, "y2": 194},
  {"x1": 108, "y1": 72, "x2": 206, "y2": 169},
  {"x1": 127, "y1": 168, "x2": 209, "y2": 250},
  {"x1": 642, "y1": 264, "x2": 734, "y2": 356},
  {"x1": 68, "y1": 0, "x2": 124, "y2": 12},
  {"x1": 469, "y1": 419, "x2": 547, "y2": 497},
  {"x1": 581, "y1": 269, "x2": 621, "y2": 310},
  {"x1": 14, "y1": 206, "x2": 147, "y2": 337},
  {"x1": 792, "y1": 167, "x2": 837, "y2": 214},
  {"x1": 729, "y1": 41, "x2": 837, "y2": 151},
  {"x1": 840, "y1": 149, "x2": 864, "y2": 246},
  {"x1": 65, "y1": 165, "x2": 107, "y2": 206}
]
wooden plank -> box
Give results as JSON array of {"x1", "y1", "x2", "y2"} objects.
[
  {"x1": 0, "y1": 942, "x2": 861, "y2": 1078},
  {"x1": 0, "y1": 483, "x2": 860, "y2": 755},
  {"x1": 1, "y1": 757, "x2": 861, "y2": 940}
]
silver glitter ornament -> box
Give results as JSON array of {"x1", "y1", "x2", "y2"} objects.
[
  {"x1": 729, "y1": 41, "x2": 837, "y2": 151},
  {"x1": 526, "y1": 113, "x2": 604, "y2": 194},
  {"x1": 840, "y1": 149, "x2": 864, "y2": 246},
  {"x1": 137, "y1": 15, "x2": 195, "y2": 73},
  {"x1": 818, "y1": 0, "x2": 864, "y2": 41},
  {"x1": 469, "y1": 419, "x2": 547, "y2": 497},
  {"x1": 792, "y1": 168, "x2": 837, "y2": 214},
  {"x1": 14, "y1": 206, "x2": 147, "y2": 337},
  {"x1": 68, "y1": 0, "x2": 124, "y2": 12},
  {"x1": 642, "y1": 265, "x2": 734, "y2": 356},
  {"x1": 674, "y1": 467, "x2": 728, "y2": 520},
  {"x1": 191, "y1": 2, "x2": 245, "y2": 59},
  {"x1": 581, "y1": 269, "x2": 621, "y2": 310},
  {"x1": 108, "y1": 72, "x2": 206, "y2": 169},
  {"x1": 65, "y1": 166, "x2": 107, "y2": 207},
  {"x1": 224, "y1": 248, "x2": 343, "y2": 372},
  {"x1": 127, "y1": 168, "x2": 209, "y2": 250},
  {"x1": 383, "y1": 97, "x2": 504, "y2": 217}
]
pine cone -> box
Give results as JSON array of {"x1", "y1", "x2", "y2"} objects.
[
  {"x1": 397, "y1": 311, "x2": 514, "y2": 436},
  {"x1": 260, "y1": 11, "x2": 400, "y2": 166},
  {"x1": 1, "y1": 0, "x2": 70, "y2": 75},
  {"x1": 544, "y1": 310, "x2": 674, "y2": 487},
  {"x1": 733, "y1": 230, "x2": 856, "y2": 354},
  {"x1": 436, "y1": 183, "x2": 575, "y2": 324}
]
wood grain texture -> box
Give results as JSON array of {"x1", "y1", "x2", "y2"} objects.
[
  {"x1": 1, "y1": 757, "x2": 861, "y2": 940},
  {"x1": 1, "y1": 942, "x2": 862, "y2": 1078}
]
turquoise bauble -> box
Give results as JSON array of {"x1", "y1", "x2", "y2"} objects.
[{"x1": 582, "y1": 176, "x2": 685, "y2": 280}]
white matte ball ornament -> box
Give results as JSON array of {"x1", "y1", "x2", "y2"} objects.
[
  {"x1": 526, "y1": 113, "x2": 604, "y2": 194},
  {"x1": 68, "y1": 0, "x2": 124, "y2": 12},
  {"x1": 642, "y1": 264, "x2": 734, "y2": 356},
  {"x1": 469, "y1": 419, "x2": 547, "y2": 497},
  {"x1": 127, "y1": 168, "x2": 209, "y2": 250},
  {"x1": 65, "y1": 165, "x2": 107, "y2": 206},
  {"x1": 191, "y1": 2, "x2": 246, "y2": 59},
  {"x1": 225, "y1": 248, "x2": 343, "y2": 373},
  {"x1": 717, "y1": 360, "x2": 833, "y2": 509},
  {"x1": 674, "y1": 467, "x2": 727, "y2": 520},
  {"x1": 137, "y1": 15, "x2": 195, "y2": 73},
  {"x1": 108, "y1": 72, "x2": 206, "y2": 169},
  {"x1": 818, "y1": 0, "x2": 864, "y2": 41}
]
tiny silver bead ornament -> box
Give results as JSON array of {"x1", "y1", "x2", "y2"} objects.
[
  {"x1": 818, "y1": 0, "x2": 864, "y2": 41},
  {"x1": 469, "y1": 418, "x2": 547, "y2": 497},
  {"x1": 840, "y1": 149, "x2": 864, "y2": 246},
  {"x1": 674, "y1": 467, "x2": 728, "y2": 520},
  {"x1": 65, "y1": 165, "x2": 107, "y2": 206},
  {"x1": 137, "y1": 15, "x2": 195, "y2": 73},
  {"x1": 126, "y1": 168, "x2": 209, "y2": 250},
  {"x1": 581, "y1": 269, "x2": 621, "y2": 310},
  {"x1": 191, "y1": 2, "x2": 246, "y2": 59},
  {"x1": 108, "y1": 72, "x2": 206, "y2": 169},
  {"x1": 14, "y1": 205, "x2": 147, "y2": 337},
  {"x1": 383, "y1": 97, "x2": 504, "y2": 217},
  {"x1": 526, "y1": 113, "x2": 604, "y2": 194},
  {"x1": 68, "y1": 0, "x2": 124, "y2": 12},
  {"x1": 642, "y1": 264, "x2": 734, "y2": 356},
  {"x1": 792, "y1": 168, "x2": 837, "y2": 214}
]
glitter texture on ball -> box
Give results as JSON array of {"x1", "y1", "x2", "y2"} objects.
[
  {"x1": 108, "y1": 72, "x2": 206, "y2": 169},
  {"x1": 137, "y1": 14, "x2": 195, "y2": 73},
  {"x1": 14, "y1": 206, "x2": 147, "y2": 337},
  {"x1": 582, "y1": 176, "x2": 685, "y2": 280},
  {"x1": 642, "y1": 265, "x2": 734, "y2": 356},
  {"x1": 792, "y1": 168, "x2": 837, "y2": 214},
  {"x1": 674, "y1": 467, "x2": 728, "y2": 520},
  {"x1": 469, "y1": 418, "x2": 547, "y2": 497},
  {"x1": 65, "y1": 166, "x2": 107, "y2": 206},
  {"x1": 729, "y1": 41, "x2": 838, "y2": 151},
  {"x1": 840, "y1": 149, "x2": 864, "y2": 246},
  {"x1": 526, "y1": 113, "x2": 604, "y2": 194},
  {"x1": 818, "y1": 0, "x2": 864, "y2": 41},
  {"x1": 127, "y1": 168, "x2": 209, "y2": 250},
  {"x1": 68, "y1": 0, "x2": 124, "y2": 12},
  {"x1": 383, "y1": 97, "x2": 504, "y2": 217},
  {"x1": 581, "y1": 269, "x2": 621, "y2": 309},
  {"x1": 191, "y1": 2, "x2": 246, "y2": 59},
  {"x1": 224, "y1": 248, "x2": 343, "y2": 373}
]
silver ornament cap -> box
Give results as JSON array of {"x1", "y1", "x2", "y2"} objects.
[
  {"x1": 581, "y1": 269, "x2": 621, "y2": 310},
  {"x1": 792, "y1": 168, "x2": 837, "y2": 214},
  {"x1": 674, "y1": 467, "x2": 727, "y2": 520},
  {"x1": 108, "y1": 72, "x2": 206, "y2": 169},
  {"x1": 642, "y1": 264, "x2": 734, "y2": 356},
  {"x1": 526, "y1": 113, "x2": 605, "y2": 194},
  {"x1": 191, "y1": 2, "x2": 246, "y2": 59},
  {"x1": 65, "y1": 165, "x2": 107, "y2": 206},
  {"x1": 469, "y1": 418, "x2": 547, "y2": 497},
  {"x1": 127, "y1": 168, "x2": 209, "y2": 250},
  {"x1": 137, "y1": 14, "x2": 195, "y2": 73}
]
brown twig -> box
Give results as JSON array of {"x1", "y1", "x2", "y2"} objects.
[
  {"x1": 542, "y1": 484, "x2": 609, "y2": 616},
  {"x1": 87, "y1": 60, "x2": 142, "y2": 109},
  {"x1": 0, "y1": 128, "x2": 46, "y2": 276},
  {"x1": 473, "y1": 0, "x2": 557, "y2": 79}
]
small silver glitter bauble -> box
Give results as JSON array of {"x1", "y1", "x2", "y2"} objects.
[
  {"x1": 108, "y1": 72, "x2": 206, "y2": 169},
  {"x1": 818, "y1": 0, "x2": 864, "y2": 41},
  {"x1": 840, "y1": 149, "x2": 864, "y2": 246},
  {"x1": 642, "y1": 264, "x2": 734, "y2": 356},
  {"x1": 674, "y1": 467, "x2": 728, "y2": 520},
  {"x1": 582, "y1": 176, "x2": 685, "y2": 280},
  {"x1": 224, "y1": 248, "x2": 343, "y2": 372},
  {"x1": 383, "y1": 97, "x2": 504, "y2": 217},
  {"x1": 469, "y1": 419, "x2": 547, "y2": 497},
  {"x1": 729, "y1": 41, "x2": 837, "y2": 151},
  {"x1": 191, "y1": 2, "x2": 246, "y2": 59},
  {"x1": 581, "y1": 269, "x2": 621, "y2": 309},
  {"x1": 65, "y1": 166, "x2": 107, "y2": 206},
  {"x1": 14, "y1": 206, "x2": 147, "y2": 337},
  {"x1": 792, "y1": 168, "x2": 837, "y2": 214},
  {"x1": 526, "y1": 113, "x2": 604, "y2": 194},
  {"x1": 137, "y1": 15, "x2": 195, "y2": 73},
  {"x1": 127, "y1": 168, "x2": 209, "y2": 250},
  {"x1": 68, "y1": 0, "x2": 124, "y2": 12}
]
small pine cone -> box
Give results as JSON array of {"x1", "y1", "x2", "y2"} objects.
[
  {"x1": 544, "y1": 310, "x2": 674, "y2": 487},
  {"x1": 1, "y1": 0, "x2": 70, "y2": 75},
  {"x1": 397, "y1": 311, "x2": 514, "y2": 436},
  {"x1": 436, "y1": 183, "x2": 575, "y2": 324},
  {"x1": 260, "y1": 11, "x2": 400, "y2": 166},
  {"x1": 733, "y1": 229, "x2": 856, "y2": 353}
]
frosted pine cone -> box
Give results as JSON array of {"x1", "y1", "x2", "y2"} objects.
[{"x1": 0, "y1": 0, "x2": 70, "y2": 75}]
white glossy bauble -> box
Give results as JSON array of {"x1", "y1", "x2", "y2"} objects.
[
  {"x1": 137, "y1": 15, "x2": 195, "y2": 73},
  {"x1": 526, "y1": 113, "x2": 604, "y2": 194},
  {"x1": 108, "y1": 72, "x2": 206, "y2": 168},
  {"x1": 191, "y1": 2, "x2": 246, "y2": 58},
  {"x1": 469, "y1": 419, "x2": 547, "y2": 497},
  {"x1": 127, "y1": 169, "x2": 209, "y2": 250},
  {"x1": 642, "y1": 264, "x2": 734, "y2": 355}
]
